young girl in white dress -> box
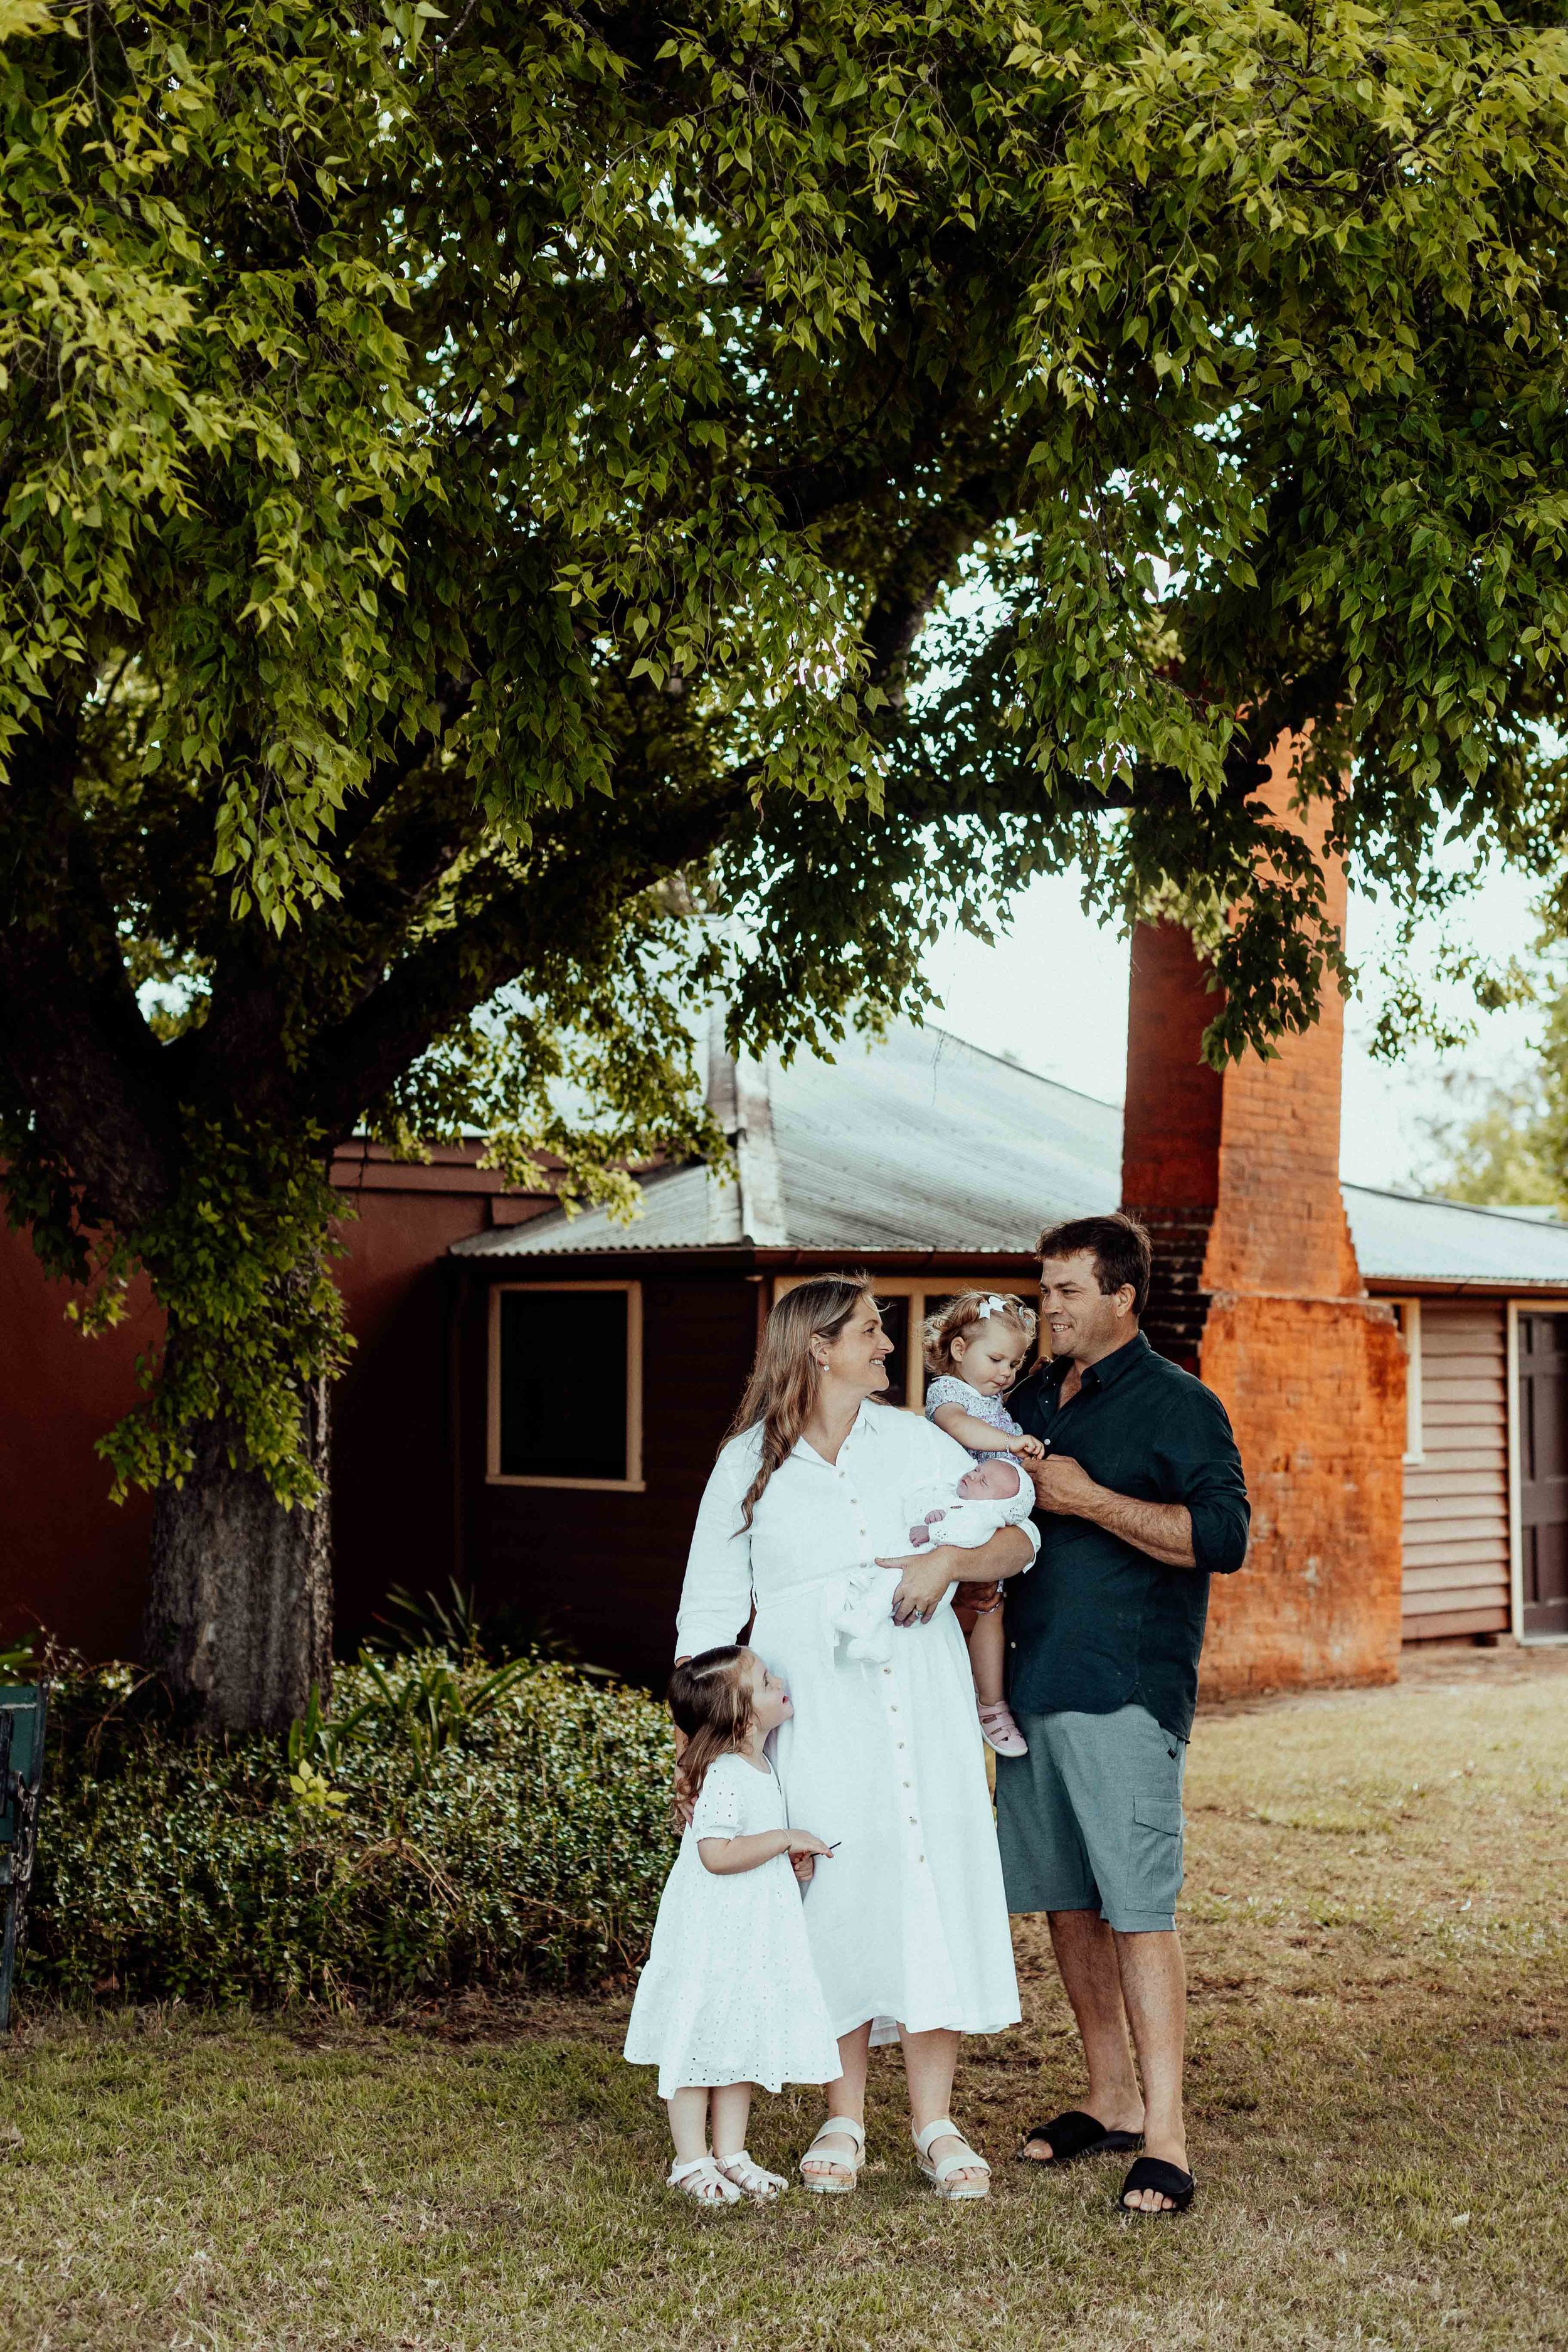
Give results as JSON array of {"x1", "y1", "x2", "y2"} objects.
[
  {"x1": 922, "y1": 1292, "x2": 1044, "y2": 1759},
  {"x1": 623, "y1": 1645, "x2": 841, "y2": 2206}
]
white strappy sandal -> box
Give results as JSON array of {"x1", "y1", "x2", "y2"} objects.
[
  {"x1": 798, "y1": 2114, "x2": 866, "y2": 2194},
  {"x1": 714, "y1": 2149, "x2": 788, "y2": 2201},
  {"x1": 668, "y1": 2155, "x2": 742, "y2": 2207},
  {"x1": 913, "y1": 2117, "x2": 992, "y2": 2201}
]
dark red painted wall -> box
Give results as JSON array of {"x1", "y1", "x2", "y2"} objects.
[
  {"x1": 0, "y1": 1147, "x2": 553, "y2": 1664},
  {"x1": 459, "y1": 1267, "x2": 761, "y2": 1690},
  {"x1": 0, "y1": 1229, "x2": 159, "y2": 1660}
]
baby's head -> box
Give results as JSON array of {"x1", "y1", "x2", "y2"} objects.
[
  {"x1": 922, "y1": 1291, "x2": 1038, "y2": 1396},
  {"x1": 957, "y1": 1457, "x2": 1026, "y2": 1505}
]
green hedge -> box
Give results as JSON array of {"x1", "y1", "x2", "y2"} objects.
[{"x1": 25, "y1": 1651, "x2": 678, "y2": 2006}]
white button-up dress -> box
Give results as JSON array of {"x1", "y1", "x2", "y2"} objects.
[{"x1": 675, "y1": 1402, "x2": 1033, "y2": 2047}]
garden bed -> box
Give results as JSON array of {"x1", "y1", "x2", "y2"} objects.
[{"x1": 26, "y1": 1651, "x2": 677, "y2": 2005}]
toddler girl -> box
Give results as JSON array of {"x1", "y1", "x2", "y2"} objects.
[
  {"x1": 922, "y1": 1291, "x2": 1044, "y2": 1759},
  {"x1": 623, "y1": 1645, "x2": 841, "y2": 2206}
]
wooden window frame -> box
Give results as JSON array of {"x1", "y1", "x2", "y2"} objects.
[
  {"x1": 770, "y1": 1274, "x2": 1032, "y2": 1416},
  {"x1": 1391, "y1": 1299, "x2": 1424, "y2": 1467},
  {"x1": 1506, "y1": 1297, "x2": 1568, "y2": 1646},
  {"x1": 486, "y1": 1279, "x2": 645, "y2": 1491}
]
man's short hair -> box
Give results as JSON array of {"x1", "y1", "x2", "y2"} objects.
[{"x1": 1036, "y1": 1212, "x2": 1153, "y2": 1320}]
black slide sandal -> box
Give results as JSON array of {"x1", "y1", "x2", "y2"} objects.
[
  {"x1": 1018, "y1": 2111, "x2": 1143, "y2": 2168},
  {"x1": 1115, "y1": 2156, "x2": 1195, "y2": 2215}
]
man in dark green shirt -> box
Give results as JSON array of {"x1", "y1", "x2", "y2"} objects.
[{"x1": 995, "y1": 1213, "x2": 1249, "y2": 2217}]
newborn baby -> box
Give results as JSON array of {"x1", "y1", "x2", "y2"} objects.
[
  {"x1": 906, "y1": 1456, "x2": 1032, "y2": 1549},
  {"x1": 830, "y1": 1456, "x2": 1035, "y2": 1666}
]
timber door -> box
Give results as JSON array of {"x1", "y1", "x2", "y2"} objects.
[{"x1": 1518, "y1": 1313, "x2": 1568, "y2": 1638}]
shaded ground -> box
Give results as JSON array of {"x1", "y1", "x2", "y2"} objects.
[{"x1": 5, "y1": 1648, "x2": 1565, "y2": 2351}]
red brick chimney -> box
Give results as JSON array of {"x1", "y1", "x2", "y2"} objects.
[{"x1": 1120, "y1": 736, "x2": 1406, "y2": 1695}]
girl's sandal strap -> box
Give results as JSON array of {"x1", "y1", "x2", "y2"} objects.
[
  {"x1": 715, "y1": 2149, "x2": 788, "y2": 2199},
  {"x1": 668, "y1": 2156, "x2": 741, "y2": 2205}
]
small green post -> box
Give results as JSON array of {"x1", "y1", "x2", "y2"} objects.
[{"x1": 0, "y1": 1684, "x2": 48, "y2": 2034}]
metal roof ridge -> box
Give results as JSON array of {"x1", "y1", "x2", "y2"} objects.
[
  {"x1": 904, "y1": 1019, "x2": 1124, "y2": 1113},
  {"x1": 1341, "y1": 1179, "x2": 1568, "y2": 1232}
]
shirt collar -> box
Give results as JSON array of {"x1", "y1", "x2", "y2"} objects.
[{"x1": 1044, "y1": 1329, "x2": 1152, "y2": 1397}]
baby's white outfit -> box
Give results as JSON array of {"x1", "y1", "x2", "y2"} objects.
[
  {"x1": 829, "y1": 1464, "x2": 1033, "y2": 1665},
  {"x1": 923, "y1": 1374, "x2": 1025, "y2": 1458},
  {"x1": 623, "y1": 1751, "x2": 841, "y2": 2099}
]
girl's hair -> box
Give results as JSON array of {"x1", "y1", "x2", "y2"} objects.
[
  {"x1": 922, "y1": 1290, "x2": 1038, "y2": 1377},
  {"x1": 669, "y1": 1646, "x2": 754, "y2": 1821},
  {"x1": 726, "y1": 1272, "x2": 875, "y2": 1529}
]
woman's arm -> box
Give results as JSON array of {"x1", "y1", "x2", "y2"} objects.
[
  {"x1": 880, "y1": 1523, "x2": 1035, "y2": 1627},
  {"x1": 699, "y1": 1828, "x2": 833, "y2": 1875},
  {"x1": 674, "y1": 1444, "x2": 756, "y2": 1659}
]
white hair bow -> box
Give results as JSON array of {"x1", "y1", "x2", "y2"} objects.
[{"x1": 980, "y1": 1293, "x2": 1012, "y2": 1318}]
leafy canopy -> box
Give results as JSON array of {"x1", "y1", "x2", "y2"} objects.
[{"x1": 6, "y1": 0, "x2": 1568, "y2": 1502}]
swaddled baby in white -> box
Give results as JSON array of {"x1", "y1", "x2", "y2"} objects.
[{"x1": 830, "y1": 1458, "x2": 1035, "y2": 1666}]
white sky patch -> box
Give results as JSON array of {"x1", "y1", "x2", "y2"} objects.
[{"x1": 920, "y1": 856, "x2": 1549, "y2": 1194}]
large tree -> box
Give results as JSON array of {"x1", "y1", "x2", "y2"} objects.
[{"x1": 6, "y1": 0, "x2": 1568, "y2": 1727}]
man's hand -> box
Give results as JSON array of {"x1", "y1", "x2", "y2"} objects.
[
  {"x1": 1028, "y1": 1455, "x2": 1198, "y2": 1568},
  {"x1": 1029, "y1": 1453, "x2": 1103, "y2": 1516}
]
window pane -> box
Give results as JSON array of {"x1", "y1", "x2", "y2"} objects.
[
  {"x1": 499, "y1": 1290, "x2": 628, "y2": 1480},
  {"x1": 874, "y1": 1294, "x2": 910, "y2": 1409}
]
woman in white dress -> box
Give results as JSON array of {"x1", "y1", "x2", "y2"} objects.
[{"x1": 675, "y1": 1274, "x2": 1037, "y2": 2200}]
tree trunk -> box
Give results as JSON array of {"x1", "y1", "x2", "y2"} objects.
[{"x1": 144, "y1": 1379, "x2": 334, "y2": 1734}]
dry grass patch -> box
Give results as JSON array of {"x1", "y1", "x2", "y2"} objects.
[{"x1": 4, "y1": 1656, "x2": 1565, "y2": 2351}]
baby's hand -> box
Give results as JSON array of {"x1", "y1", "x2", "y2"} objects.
[
  {"x1": 785, "y1": 1829, "x2": 834, "y2": 1860},
  {"x1": 908, "y1": 1523, "x2": 931, "y2": 1547},
  {"x1": 1010, "y1": 1433, "x2": 1046, "y2": 1460}
]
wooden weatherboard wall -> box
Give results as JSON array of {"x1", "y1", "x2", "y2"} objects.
[{"x1": 1401, "y1": 1300, "x2": 1511, "y2": 1641}]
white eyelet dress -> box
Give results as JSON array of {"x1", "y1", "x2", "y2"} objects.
[
  {"x1": 623, "y1": 1752, "x2": 842, "y2": 2098},
  {"x1": 674, "y1": 1404, "x2": 1033, "y2": 2048}
]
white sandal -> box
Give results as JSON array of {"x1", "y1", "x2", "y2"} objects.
[
  {"x1": 913, "y1": 2117, "x2": 992, "y2": 2201},
  {"x1": 668, "y1": 2155, "x2": 742, "y2": 2207},
  {"x1": 714, "y1": 2149, "x2": 788, "y2": 2201},
  {"x1": 799, "y1": 2114, "x2": 866, "y2": 2195}
]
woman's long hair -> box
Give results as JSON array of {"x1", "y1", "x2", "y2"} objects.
[
  {"x1": 726, "y1": 1272, "x2": 874, "y2": 1529},
  {"x1": 669, "y1": 1646, "x2": 753, "y2": 1821}
]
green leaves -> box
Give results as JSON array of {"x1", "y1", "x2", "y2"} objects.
[
  {"x1": 30, "y1": 1650, "x2": 679, "y2": 2000},
  {"x1": 9, "y1": 0, "x2": 1568, "y2": 1514}
]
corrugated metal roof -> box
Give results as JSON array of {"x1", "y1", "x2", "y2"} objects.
[
  {"x1": 451, "y1": 1024, "x2": 1117, "y2": 1260},
  {"x1": 1342, "y1": 1183, "x2": 1568, "y2": 1287},
  {"x1": 452, "y1": 1018, "x2": 1568, "y2": 1289}
]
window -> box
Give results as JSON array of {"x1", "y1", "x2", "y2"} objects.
[
  {"x1": 1391, "y1": 1299, "x2": 1424, "y2": 1465},
  {"x1": 771, "y1": 1276, "x2": 1036, "y2": 1413},
  {"x1": 487, "y1": 1282, "x2": 644, "y2": 1489}
]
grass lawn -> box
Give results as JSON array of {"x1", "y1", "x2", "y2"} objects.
[{"x1": 6, "y1": 1650, "x2": 1566, "y2": 2352}]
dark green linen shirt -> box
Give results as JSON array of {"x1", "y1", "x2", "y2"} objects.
[{"x1": 1005, "y1": 1331, "x2": 1250, "y2": 1742}]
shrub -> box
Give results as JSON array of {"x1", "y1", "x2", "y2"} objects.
[{"x1": 26, "y1": 1651, "x2": 678, "y2": 2006}]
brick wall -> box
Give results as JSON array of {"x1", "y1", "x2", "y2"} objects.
[{"x1": 1121, "y1": 736, "x2": 1407, "y2": 1697}]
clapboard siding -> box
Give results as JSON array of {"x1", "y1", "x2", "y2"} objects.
[{"x1": 1401, "y1": 1301, "x2": 1512, "y2": 1640}]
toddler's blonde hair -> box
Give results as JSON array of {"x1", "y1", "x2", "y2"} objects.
[{"x1": 922, "y1": 1290, "x2": 1037, "y2": 1377}]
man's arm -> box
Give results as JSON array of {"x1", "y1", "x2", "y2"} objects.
[
  {"x1": 879, "y1": 1523, "x2": 1035, "y2": 1626},
  {"x1": 1029, "y1": 1455, "x2": 1197, "y2": 1567}
]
